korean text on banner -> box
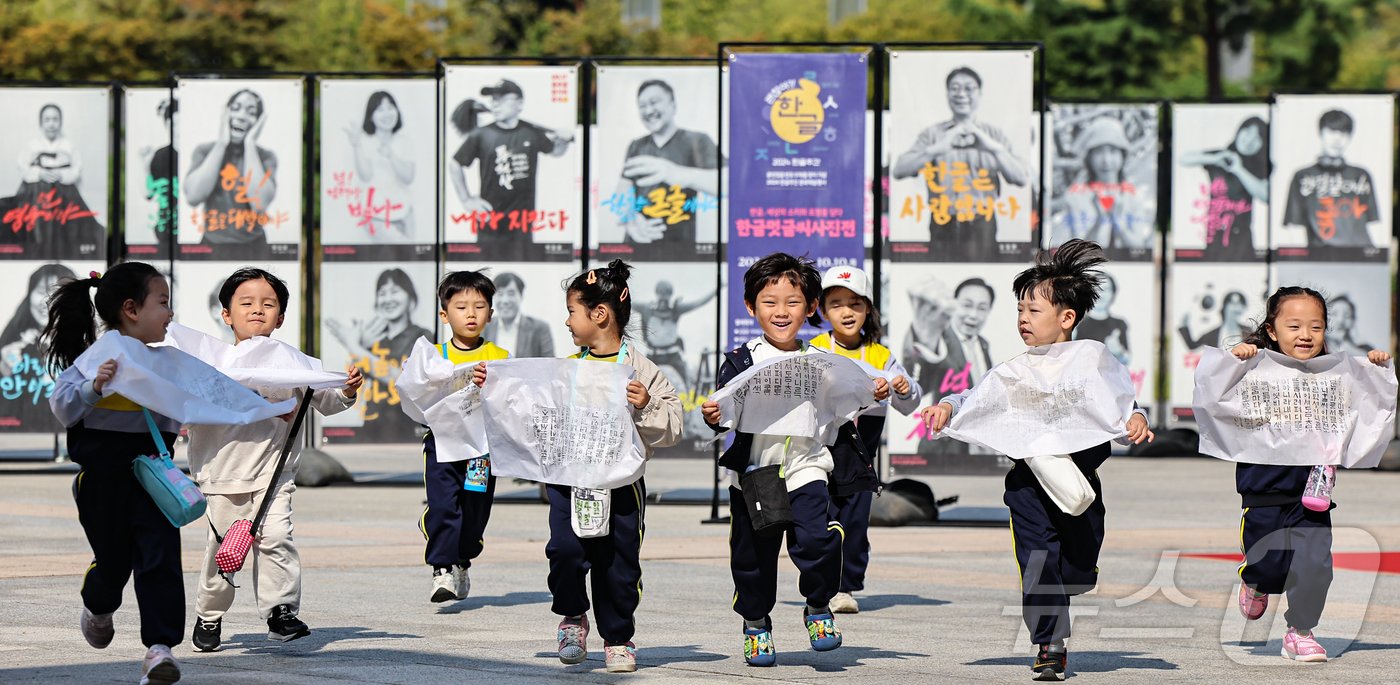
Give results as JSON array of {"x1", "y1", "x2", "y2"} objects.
[
  {"x1": 1192, "y1": 346, "x2": 1397, "y2": 468},
  {"x1": 397, "y1": 338, "x2": 488, "y2": 463},
  {"x1": 709, "y1": 353, "x2": 876, "y2": 441},
  {"x1": 481, "y1": 358, "x2": 645, "y2": 489},
  {"x1": 162, "y1": 323, "x2": 347, "y2": 391}
]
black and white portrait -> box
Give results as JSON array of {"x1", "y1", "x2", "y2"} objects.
[
  {"x1": 1273, "y1": 260, "x2": 1391, "y2": 360},
  {"x1": 122, "y1": 87, "x2": 177, "y2": 257},
  {"x1": 1167, "y1": 262, "x2": 1267, "y2": 420},
  {"x1": 1170, "y1": 104, "x2": 1269, "y2": 261},
  {"x1": 1047, "y1": 104, "x2": 1158, "y2": 259},
  {"x1": 444, "y1": 260, "x2": 578, "y2": 359},
  {"x1": 0, "y1": 260, "x2": 99, "y2": 433}
]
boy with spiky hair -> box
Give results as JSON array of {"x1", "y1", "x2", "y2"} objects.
[{"x1": 922, "y1": 240, "x2": 1154, "y2": 681}]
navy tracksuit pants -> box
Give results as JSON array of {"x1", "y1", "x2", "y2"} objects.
[
  {"x1": 545, "y1": 479, "x2": 646, "y2": 644},
  {"x1": 829, "y1": 490, "x2": 872, "y2": 593},
  {"x1": 729, "y1": 480, "x2": 844, "y2": 622},
  {"x1": 1239, "y1": 503, "x2": 1333, "y2": 632},
  {"x1": 1005, "y1": 443, "x2": 1109, "y2": 646},
  {"x1": 421, "y1": 433, "x2": 496, "y2": 568}
]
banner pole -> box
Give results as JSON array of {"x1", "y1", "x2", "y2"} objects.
[{"x1": 703, "y1": 47, "x2": 730, "y2": 525}]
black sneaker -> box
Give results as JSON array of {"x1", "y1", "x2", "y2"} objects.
[
  {"x1": 191, "y1": 617, "x2": 221, "y2": 652},
  {"x1": 267, "y1": 604, "x2": 310, "y2": 642},
  {"x1": 1032, "y1": 643, "x2": 1067, "y2": 681}
]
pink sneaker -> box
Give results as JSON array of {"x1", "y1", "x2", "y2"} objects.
[
  {"x1": 1238, "y1": 584, "x2": 1268, "y2": 620},
  {"x1": 557, "y1": 615, "x2": 589, "y2": 665},
  {"x1": 1282, "y1": 628, "x2": 1328, "y2": 662}
]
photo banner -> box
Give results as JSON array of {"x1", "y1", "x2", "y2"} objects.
[
  {"x1": 1167, "y1": 262, "x2": 1269, "y2": 422},
  {"x1": 122, "y1": 86, "x2": 177, "y2": 261},
  {"x1": 0, "y1": 87, "x2": 111, "y2": 262},
  {"x1": 887, "y1": 49, "x2": 1035, "y2": 262},
  {"x1": 1169, "y1": 103, "x2": 1270, "y2": 262},
  {"x1": 725, "y1": 51, "x2": 866, "y2": 350},
  {"x1": 592, "y1": 64, "x2": 721, "y2": 261},
  {"x1": 1046, "y1": 103, "x2": 1159, "y2": 262}
]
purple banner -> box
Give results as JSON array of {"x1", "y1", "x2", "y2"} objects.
[{"x1": 726, "y1": 52, "x2": 867, "y2": 349}]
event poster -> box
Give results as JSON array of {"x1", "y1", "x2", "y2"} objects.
[
  {"x1": 885, "y1": 261, "x2": 1024, "y2": 476},
  {"x1": 319, "y1": 260, "x2": 438, "y2": 444},
  {"x1": 172, "y1": 260, "x2": 302, "y2": 349},
  {"x1": 887, "y1": 50, "x2": 1035, "y2": 262},
  {"x1": 319, "y1": 78, "x2": 437, "y2": 252},
  {"x1": 592, "y1": 65, "x2": 721, "y2": 261},
  {"x1": 1272, "y1": 260, "x2": 1392, "y2": 357},
  {"x1": 725, "y1": 51, "x2": 866, "y2": 350},
  {"x1": 442, "y1": 64, "x2": 582, "y2": 262},
  {"x1": 1169, "y1": 104, "x2": 1269, "y2": 261},
  {"x1": 1269, "y1": 94, "x2": 1393, "y2": 262},
  {"x1": 0, "y1": 259, "x2": 103, "y2": 433},
  {"x1": 1167, "y1": 262, "x2": 1268, "y2": 421},
  {"x1": 175, "y1": 78, "x2": 304, "y2": 261},
  {"x1": 441, "y1": 260, "x2": 579, "y2": 360},
  {"x1": 1046, "y1": 103, "x2": 1159, "y2": 261},
  {"x1": 122, "y1": 86, "x2": 177, "y2": 260},
  {"x1": 1070, "y1": 262, "x2": 1157, "y2": 414},
  {"x1": 0, "y1": 87, "x2": 110, "y2": 261}
]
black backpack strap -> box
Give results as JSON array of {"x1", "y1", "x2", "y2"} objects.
[{"x1": 250, "y1": 387, "x2": 315, "y2": 536}]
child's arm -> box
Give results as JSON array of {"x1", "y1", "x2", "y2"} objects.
[
  {"x1": 920, "y1": 389, "x2": 970, "y2": 433},
  {"x1": 702, "y1": 354, "x2": 740, "y2": 431},
  {"x1": 1124, "y1": 403, "x2": 1154, "y2": 444},
  {"x1": 48, "y1": 360, "x2": 114, "y2": 428},
  {"x1": 631, "y1": 360, "x2": 683, "y2": 451},
  {"x1": 884, "y1": 356, "x2": 924, "y2": 416},
  {"x1": 313, "y1": 365, "x2": 363, "y2": 417}
]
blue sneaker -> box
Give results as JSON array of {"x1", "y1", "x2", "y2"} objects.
[
  {"x1": 804, "y1": 611, "x2": 842, "y2": 651},
  {"x1": 742, "y1": 617, "x2": 776, "y2": 667}
]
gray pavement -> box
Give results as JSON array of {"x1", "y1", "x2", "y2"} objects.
[{"x1": 2, "y1": 453, "x2": 1398, "y2": 683}]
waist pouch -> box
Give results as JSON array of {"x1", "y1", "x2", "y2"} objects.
[{"x1": 739, "y1": 464, "x2": 793, "y2": 537}]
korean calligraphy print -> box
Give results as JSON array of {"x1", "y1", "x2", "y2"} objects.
[
  {"x1": 887, "y1": 50, "x2": 1035, "y2": 262},
  {"x1": 1170, "y1": 104, "x2": 1270, "y2": 262},
  {"x1": 443, "y1": 65, "x2": 582, "y2": 262},
  {"x1": 176, "y1": 78, "x2": 303, "y2": 261},
  {"x1": 123, "y1": 87, "x2": 178, "y2": 260},
  {"x1": 0, "y1": 88, "x2": 110, "y2": 261},
  {"x1": 1047, "y1": 103, "x2": 1159, "y2": 260}
]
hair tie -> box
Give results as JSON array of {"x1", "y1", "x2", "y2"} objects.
[
  {"x1": 619, "y1": 287, "x2": 629, "y2": 302},
  {"x1": 89, "y1": 270, "x2": 102, "y2": 280},
  {"x1": 586, "y1": 270, "x2": 597, "y2": 284}
]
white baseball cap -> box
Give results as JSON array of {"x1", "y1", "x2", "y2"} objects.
[{"x1": 821, "y1": 265, "x2": 871, "y2": 299}]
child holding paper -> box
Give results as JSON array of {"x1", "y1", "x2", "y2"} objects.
[
  {"x1": 1227, "y1": 286, "x2": 1391, "y2": 662},
  {"x1": 921, "y1": 240, "x2": 1153, "y2": 681},
  {"x1": 413, "y1": 270, "x2": 509, "y2": 604},
  {"x1": 188, "y1": 268, "x2": 363, "y2": 651},
  {"x1": 43, "y1": 262, "x2": 184, "y2": 684},
  {"x1": 474, "y1": 259, "x2": 681, "y2": 673},
  {"x1": 701, "y1": 252, "x2": 887, "y2": 667},
  {"x1": 810, "y1": 265, "x2": 922, "y2": 613}
]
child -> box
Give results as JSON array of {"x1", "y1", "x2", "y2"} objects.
[
  {"x1": 187, "y1": 268, "x2": 363, "y2": 651},
  {"x1": 414, "y1": 270, "x2": 510, "y2": 604},
  {"x1": 810, "y1": 265, "x2": 922, "y2": 613},
  {"x1": 701, "y1": 253, "x2": 887, "y2": 667},
  {"x1": 1229, "y1": 286, "x2": 1391, "y2": 662},
  {"x1": 474, "y1": 259, "x2": 682, "y2": 673},
  {"x1": 921, "y1": 240, "x2": 1153, "y2": 681},
  {"x1": 44, "y1": 262, "x2": 183, "y2": 684}
]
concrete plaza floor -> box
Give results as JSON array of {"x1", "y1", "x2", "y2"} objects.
[{"x1": 1, "y1": 451, "x2": 1397, "y2": 683}]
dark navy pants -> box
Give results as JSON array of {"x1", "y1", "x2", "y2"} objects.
[
  {"x1": 1239, "y1": 503, "x2": 1333, "y2": 632},
  {"x1": 545, "y1": 479, "x2": 646, "y2": 644},
  {"x1": 729, "y1": 480, "x2": 844, "y2": 622},
  {"x1": 421, "y1": 433, "x2": 496, "y2": 568},
  {"x1": 830, "y1": 490, "x2": 872, "y2": 593},
  {"x1": 1005, "y1": 444, "x2": 1108, "y2": 646}
]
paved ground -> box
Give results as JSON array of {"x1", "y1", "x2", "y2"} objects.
[{"x1": 2, "y1": 449, "x2": 1397, "y2": 683}]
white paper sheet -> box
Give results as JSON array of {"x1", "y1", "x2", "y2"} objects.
[
  {"x1": 397, "y1": 337, "x2": 488, "y2": 463},
  {"x1": 162, "y1": 323, "x2": 347, "y2": 391},
  {"x1": 74, "y1": 331, "x2": 295, "y2": 425},
  {"x1": 481, "y1": 358, "x2": 646, "y2": 489},
  {"x1": 939, "y1": 340, "x2": 1136, "y2": 459},
  {"x1": 709, "y1": 353, "x2": 876, "y2": 442},
  {"x1": 1192, "y1": 347, "x2": 1397, "y2": 468}
]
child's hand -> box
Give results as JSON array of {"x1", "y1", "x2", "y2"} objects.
[
  {"x1": 1231, "y1": 343, "x2": 1258, "y2": 360},
  {"x1": 1126, "y1": 413, "x2": 1155, "y2": 444},
  {"x1": 277, "y1": 408, "x2": 296, "y2": 423},
  {"x1": 471, "y1": 361, "x2": 488, "y2": 387},
  {"x1": 891, "y1": 374, "x2": 912, "y2": 396},
  {"x1": 873, "y1": 377, "x2": 891, "y2": 402},
  {"x1": 342, "y1": 365, "x2": 364, "y2": 399},
  {"x1": 701, "y1": 399, "x2": 722, "y2": 425},
  {"x1": 1368, "y1": 349, "x2": 1392, "y2": 366},
  {"x1": 626, "y1": 380, "x2": 650, "y2": 409},
  {"x1": 92, "y1": 359, "x2": 118, "y2": 394},
  {"x1": 921, "y1": 402, "x2": 953, "y2": 433}
]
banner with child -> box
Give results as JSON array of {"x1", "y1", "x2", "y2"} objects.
[{"x1": 1192, "y1": 346, "x2": 1397, "y2": 468}]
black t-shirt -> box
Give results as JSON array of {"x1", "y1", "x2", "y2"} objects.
[
  {"x1": 1075, "y1": 316, "x2": 1130, "y2": 354},
  {"x1": 1283, "y1": 159, "x2": 1379, "y2": 249},
  {"x1": 453, "y1": 122, "x2": 556, "y2": 220},
  {"x1": 1202, "y1": 162, "x2": 1255, "y2": 260},
  {"x1": 622, "y1": 129, "x2": 719, "y2": 248},
  {"x1": 189, "y1": 142, "x2": 279, "y2": 246}
]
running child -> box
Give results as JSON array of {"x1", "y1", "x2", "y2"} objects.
[{"x1": 810, "y1": 265, "x2": 922, "y2": 613}]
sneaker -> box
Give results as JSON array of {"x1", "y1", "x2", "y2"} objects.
[
  {"x1": 139, "y1": 644, "x2": 180, "y2": 685},
  {"x1": 1238, "y1": 584, "x2": 1268, "y2": 621},
  {"x1": 267, "y1": 604, "x2": 310, "y2": 642},
  {"x1": 191, "y1": 617, "x2": 221, "y2": 652},
  {"x1": 742, "y1": 618, "x2": 776, "y2": 667},
  {"x1": 604, "y1": 641, "x2": 637, "y2": 673},
  {"x1": 1032, "y1": 643, "x2": 1067, "y2": 681},
  {"x1": 80, "y1": 607, "x2": 114, "y2": 649},
  {"x1": 1282, "y1": 627, "x2": 1328, "y2": 662},
  {"x1": 557, "y1": 615, "x2": 589, "y2": 665},
  {"x1": 430, "y1": 566, "x2": 460, "y2": 603},
  {"x1": 453, "y1": 564, "x2": 470, "y2": 599},
  {"x1": 830, "y1": 592, "x2": 860, "y2": 614},
  {"x1": 803, "y1": 610, "x2": 842, "y2": 652}
]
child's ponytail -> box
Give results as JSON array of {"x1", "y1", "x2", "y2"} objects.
[
  {"x1": 42, "y1": 261, "x2": 162, "y2": 374},
  {"x1": 568, "y1": 259, "x2": 634, "y2": 332}
]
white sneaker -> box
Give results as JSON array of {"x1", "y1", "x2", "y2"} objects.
[
  {"x1": 430, "y1": 567, "x2": 459, "y2": 603},
  {"x1": 830, "y1": 592, "x2": 860, "y2": 614},
  {"x1": 81, "y1": 607, "x2": 114, "y2": 649},
  {"x1": 454, "y1": 565, "x2": 471, "y2": 599},
  {"x1": 139, "y1": 644, "x2": 180, "y2": 685}
]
